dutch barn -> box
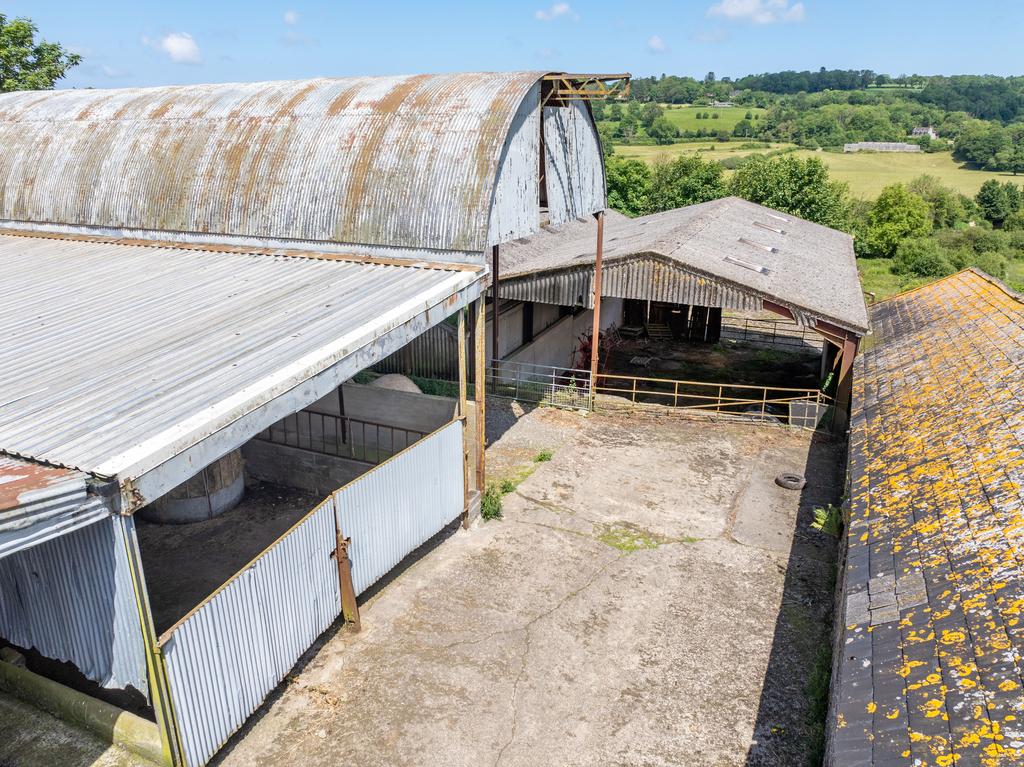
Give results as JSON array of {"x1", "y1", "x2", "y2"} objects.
[{"x1": 0, "y1": 71, "x2": 624, "y2": 767}]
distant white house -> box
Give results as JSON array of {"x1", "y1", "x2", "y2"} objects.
[{"x1": 911, "y1": 126, "x2": 938, "y2": 140}]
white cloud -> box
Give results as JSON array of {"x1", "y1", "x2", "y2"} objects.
[
  {"x1": 143, "y1": 32, "x2": 202, "y2": 64},
  {"x1": 647, "y1": 35, "x2": 667, "y2": 52},
  {"x1": 283, "y1": 9, "x2": 299, "y2": 25},
  {"x1": 707, "y1": 0, "x2": 805, "y2": 25},
  {"x1": 535, "y1": 3, "x2": 578, "y2": 21}
]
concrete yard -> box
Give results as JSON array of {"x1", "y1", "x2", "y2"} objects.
[{"x1": 0, "y1": 405, "x2": 843, "y2": 767}]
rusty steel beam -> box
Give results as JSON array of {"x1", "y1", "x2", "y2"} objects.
[
  {"x1": 833, "y1": 337, "x2": 860, "y2": 433},
  {"x1": 541, "y1": 74, "x2": 631, "y2": 104},
  {"x1": 474, "y1": 298, "x2": 486, "y2": 493},
  {"x1": 589, "y1": 211, "x2": 606, "y2": 388},
  {"x1": 334, "y1": 524, "x2": 361, "y2": 632}
]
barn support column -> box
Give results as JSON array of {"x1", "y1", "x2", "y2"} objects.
[
  {"x1": 589, "y1": 211, "x2": 605, "y2": 400},
  {"x1": 474, "y1": 297, "x2": 486, "y2": 493},
  {"x1": 457, "y1": 307, "x2": 471, "y2": 528},
  {"x1": 833, "y1": 337, "x2": 859, "y2": 433},
  {"x1": 491, "y1": 245, "x2": 500, "y2": 365},
  {"x1": 119, "y1": 516, "x2": 183, "y2": 767}
]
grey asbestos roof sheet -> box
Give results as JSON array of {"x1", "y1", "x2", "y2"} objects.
[
  {"x1": 498, "y1": 197, "x2": 868, "y2": 333},
  {"x1": 0, "y1": 232, "x2": 481, "y2": 482}
]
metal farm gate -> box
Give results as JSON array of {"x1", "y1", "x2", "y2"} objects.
[{"x1": 158, "y1": 420, "x2": 465, "y2": 767}]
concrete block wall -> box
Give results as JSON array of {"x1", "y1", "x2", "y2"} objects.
[
  {"x1": 242, "y1": 440, "x2": 369, "y2": 498},
  {"x1": 504, "y1": 298, "x2": 624, "y2": 370},
  {"x1": 306, "y1": 383, "x2": 456, "y2": 436}
]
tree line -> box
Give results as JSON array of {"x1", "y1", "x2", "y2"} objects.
[{"x1": 606, "y1": 151, "x2": 1024, "y2": 289}]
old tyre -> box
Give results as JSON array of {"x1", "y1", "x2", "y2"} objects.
[{"x1": 775, "y1": 472, "x2": 806, "y2": 491}]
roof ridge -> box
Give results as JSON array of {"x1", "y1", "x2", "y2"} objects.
[{"x1": 872, "y1": 267, "x2": 1024, "y2": 307}]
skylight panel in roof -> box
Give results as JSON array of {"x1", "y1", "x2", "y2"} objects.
[
  {"x1": 738, "y1": 237, "x2": 779, "y2": 254},
  {"x1": 723, "y1": 255, "x2": 772, "y2": 275},
  {"x1": 754, "y1": 221, "x2": 787, "y2": 235}
]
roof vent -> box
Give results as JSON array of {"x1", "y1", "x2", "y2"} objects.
[
  {"x1": 766, "y1": 213, "x2": 790, "y2": 223},
  {"x1": 724, "y1": 255, "x2": 772, "y2": 275},
  {"x1": 738, "y1": 237, "x2": 779, "y2": 254},
  {"x1": 754, "y1": 221, "x2": 787, "y2": 235}
]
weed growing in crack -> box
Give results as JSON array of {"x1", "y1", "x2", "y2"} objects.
[
  {"x1": 534, "y1": 448, "x2": 554, "y2": 462},
  {"x1": 481, "y1": 483, "x2": 504, "y2": 521}
]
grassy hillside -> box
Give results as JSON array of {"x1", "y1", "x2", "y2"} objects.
[
  {"x1": 659, "y1": 104, "x2": 767, "y2": 133},
  {"x1": 613, "y1": 141, "x2": 1021, "y2": 199}
]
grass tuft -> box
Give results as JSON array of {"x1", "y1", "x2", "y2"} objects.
[
  {"x1": 534, "y1": 448, "x2": 554, "y2": 463},
  {"x1": 481, "y1": 484, "x2": 503, "y2": 521}
]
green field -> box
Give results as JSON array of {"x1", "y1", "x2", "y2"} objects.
[
  {"x1": 658, "y1": 104, "x2": 767, "y2": 132},
  {"x1": 613, "y1": 140, "x2": 787, "y2": 165},
  {"x1": 857, "y1": 257, "x2": 1024, "y2": 301},
  {"x1": 614, "y1": 141, "x2": 1022, "y2": 199}
]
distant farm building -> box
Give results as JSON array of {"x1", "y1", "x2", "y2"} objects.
[
  {"x1": 911, "y1": 126, "x2": 938, "y2": 139},
  {"x1": 844, "y1": 141, "x2": 922, "y2": 153}
]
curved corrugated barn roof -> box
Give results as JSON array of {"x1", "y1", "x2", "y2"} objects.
[{"x1": 0, "y1": 72, "x2": 559, "y2": 254}]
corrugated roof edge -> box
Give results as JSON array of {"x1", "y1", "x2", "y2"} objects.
[
  {"x1": 0, "y1": 229, "x2": 483, "y2": 272},
  {"x1": 502, "y1": 247, "x2": 869, "y2": 335}
]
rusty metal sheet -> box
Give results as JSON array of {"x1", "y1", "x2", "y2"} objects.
[{"x1": 0, "y1": 73, "x2": 551, "y2": 255}]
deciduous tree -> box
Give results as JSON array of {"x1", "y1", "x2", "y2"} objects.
[{"x1": 0, "y1": 14, "x2": 80, "y2": 92}]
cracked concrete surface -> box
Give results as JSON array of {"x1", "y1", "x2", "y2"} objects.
[
  {"x1": 0, "y1": 404, "x2": 841, "y2": 767},
  {"x1": 214, "y1": 406, "x2": 842, "y2": 767}
]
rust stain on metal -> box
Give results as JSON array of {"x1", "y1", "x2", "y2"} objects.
[{"x1": 0, "y1": 456, "x2": 80, "y2": 513}]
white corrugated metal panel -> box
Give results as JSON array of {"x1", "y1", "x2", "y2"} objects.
[
  {"x1": 334, "y1": 420, "x2": 463, "y2": 595},
  {"x1": 0, "y1": 73, "x2": 549, "y2": 254},
  {"x1": 0, "y1": 515, "x2": 148, "y2": 693},
  {"x1": 0, "y1": 233, "x2": 482, "y2": 487},
  {"x1": 543, "y1": 102, "x2": 606, "y2": 228},
  {"x1": 162, "y1": 499, "x2": 340, "y2": 767},
  {"x1": 497, "y1": 198, "x2": 868, "y2": 333},
  {"x1": 487, "y1": 84, "x2": 541, "y2": 246}
]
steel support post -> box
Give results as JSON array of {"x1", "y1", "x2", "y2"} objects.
[
  {"x1": 589, "y1": 211, "x2": 606, "y2": 403},
  {"x1": 119, "y1": 516, "x2": 184, "y2": 767}
]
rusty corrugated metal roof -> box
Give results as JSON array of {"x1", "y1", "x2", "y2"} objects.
[{"x1": 0, "y1": 72, "x2": 546, "y2": 254}]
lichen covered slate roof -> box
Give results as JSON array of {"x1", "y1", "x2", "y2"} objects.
[
  {"x1": 496, "y1": 197, "x2": 868, "y2": 334},
  {"x1": 832, "y1": 269, "x2": 1024, "y2": 765}
]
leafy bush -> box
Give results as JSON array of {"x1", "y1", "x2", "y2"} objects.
[{"x1": 892, "y1": 238, "x2": 953, "y2": 277}]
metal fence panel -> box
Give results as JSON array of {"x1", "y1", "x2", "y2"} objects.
[
  {"x1": 334, "y1": 420, "x2": 464, "y2": 596},
  {"x1": 162, "y1": 500, "x2": 340, "y2": 767}
]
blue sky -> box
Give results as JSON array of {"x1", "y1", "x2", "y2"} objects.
[{"x1": 12, "y1": 0, "x2": 1022, "y2": 89}]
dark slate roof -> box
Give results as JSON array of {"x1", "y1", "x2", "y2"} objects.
[
  {"x1": 831, "y1": 269, "x2": 1024, "y2": 766},
  {"x1": 496, "y1": 197, "x2": 868, "y2": 334}
]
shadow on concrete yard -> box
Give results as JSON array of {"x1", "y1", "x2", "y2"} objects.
[{"x1": 745, "y1": 430, "x2": 846, "y2": 767}]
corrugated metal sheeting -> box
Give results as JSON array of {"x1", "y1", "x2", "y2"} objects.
[
  {"x1": 500, "y1": 256, "x2": 765, "y2": 313},
  {"x1": 0, "y1": 515, "x2": 148, "y2": 693},
  {"x1": 487, "y1": 84, "x2": 541, "y2": 247},
  {"x1": 160, "y1": 421, "x2": 463, "y2": 766},
  {"x1": 0, "y1": 454, "x2": 89, "y2": 536},
  {"x1": 0, "y1": 233, "x2": 481, "y2": 488},
  {"x1": 334, "y1": 419, "x2": 463, "y2": 595},
  {"x1": 0, "y1": 73, "x2": 554, "y2": 255},
  {"x1": 543, "y1": 102, "x2": 607, "y2": 229},
  {"x1": 161, "y1": 498, "x2": 340, "y2": 767}
]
